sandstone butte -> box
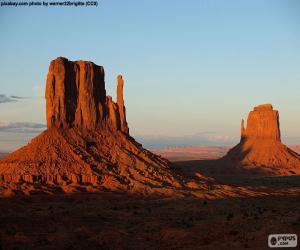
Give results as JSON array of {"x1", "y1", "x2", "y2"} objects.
[
  {"x1": 0, "y1": 57, "x2": 183, "y2": 193},
  {"x1": 222, "y1": 104, "x2": 300, "y2": 175}
]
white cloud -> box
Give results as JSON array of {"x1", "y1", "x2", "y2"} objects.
[
  {"x1": 0, "y1": 94, "x2": 16, "y2": 103},
  {"x1": 0, "y1": 121, "x2": 46, "y2": 133}
]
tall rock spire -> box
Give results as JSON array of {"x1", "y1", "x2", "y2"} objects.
[
  {"x1": 117, "y1": 75, "x2": 129, "y2": 134},
  {"x1": 240, "y1": 119, "x2": 246, "y2": 141}
]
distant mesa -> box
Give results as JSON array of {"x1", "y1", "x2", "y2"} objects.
[
  {"x1": 0, "y1": 57, "x2": 182, "y2": 193},
  {"x1": 223, "y1": 104, "x2": 300, "y2": 175}
]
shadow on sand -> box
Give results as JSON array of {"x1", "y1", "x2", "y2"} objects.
[{"x1": 173, "y1": 158, "x2": 300, "y2": 188}]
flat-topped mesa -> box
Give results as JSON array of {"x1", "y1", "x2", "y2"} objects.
[
  {"x1": 46, "y1": 57, "x2": 106, "y2": 129},
  {"x1": 241, "y1": 104, "x2": 281, "y2": 142},
  {"x1": 46, "y1": 57, "x2": 128, "y2": 133},
  {"x1": 223, "y1": 103, "x2": 300, "y2": 175}
]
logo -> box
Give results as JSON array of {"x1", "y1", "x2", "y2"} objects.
[{"x1": 268, "y1": 234, "x2": 297, "y2": 248}]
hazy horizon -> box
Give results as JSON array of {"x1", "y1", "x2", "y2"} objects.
[
  {"x1": 1, "y1": 0, "x2": 300, "y2": 151},
  {"x1": 1, "y1": 125, "x2": 300, "y2": 153}
]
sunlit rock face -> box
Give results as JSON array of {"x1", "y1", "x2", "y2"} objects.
[
  {"x1": 240, "y1": 104, "x2": 280, "y2": 142},
  {"x1": 46, "y1": 57, "x2": 128, "y2": 133},
  {"x1": 223, "y1": 104, "x2": 300, "y2": 175}
]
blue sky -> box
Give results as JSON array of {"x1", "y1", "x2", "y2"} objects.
[{"x1": 0, "y1": 0, "x2": 300, "y2": 150}]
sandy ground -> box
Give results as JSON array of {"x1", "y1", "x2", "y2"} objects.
[
  {"x1": 1, "y1": 158, "x2": 300, "y2": 250},
  {"x1": 0, "y1": 192, "x2": 299, "y2": 250}
]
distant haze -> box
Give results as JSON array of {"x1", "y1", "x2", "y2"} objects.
[{"x1": 0, "y1": 128, "x2": 299, "y2": 153}]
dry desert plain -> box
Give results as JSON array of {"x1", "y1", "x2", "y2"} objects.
[{"x1": 0, "y1": 158, "x2": 300, "y2": 250}]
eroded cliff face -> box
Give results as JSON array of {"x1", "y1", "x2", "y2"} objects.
[
  {"x1": 224, "y1": 104, "x2": 300, "y2": 175},
  {"x1": 240, "y1": 104, "x2": 280, "y2": 142},
  {"x1": 0, "y1": 57, "x2": 181, "y2": 193},
  {"x1": 46, "y1": 57, "x2": 129, "y2": 134},
  {"x1": 46, "y1": 58, "x2": 106, "y2": 129}
]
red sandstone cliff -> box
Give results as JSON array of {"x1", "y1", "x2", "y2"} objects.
[
  {"x1": 46, "y1": 57, "x2": 129, "y2": 133},
  {"x1": 223, "y1": 104, "x2": 300, "y2": 175},
  {"x1": 0, "y1": 57, "x2": 181, "y2": 193}
]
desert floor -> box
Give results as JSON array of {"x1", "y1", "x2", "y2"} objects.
[{"x1": 0, "y1": 159, "x2": 300, "y2": 250}]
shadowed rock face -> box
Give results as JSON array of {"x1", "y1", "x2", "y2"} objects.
[
  {"x1": 0, "y1": 57, "x2": 181, "y2": 193},
  {"x1": 223, "y1": 104, "x2": 300, "y2": 175}
]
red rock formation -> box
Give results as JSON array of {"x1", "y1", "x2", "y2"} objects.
[
  {"x1": 0, "y1": 57, "x2": 182, "y2": 193},
  {"x1": 223, "y1": 104, "x2": 300, "y2": 175},
  {"x1": 242, "y1": 104, "x2": 281, "y2": 141},
  {"x1": 45, "y1": 57, "x2": 129, "y2": 133},
  {"x1": 46, "y1": 58, "x2": 106, "y2": 129},
  {"x1": 117, "y1": 75, "x2": 129, "y2": 134}
]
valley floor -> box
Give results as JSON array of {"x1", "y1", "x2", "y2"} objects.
[
  {"x1": 0, "y1": 160, "x2": 300, "y2": 250},
  {"x1": 0, "y1": 192, "x2": 299, "y2": 250}
]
